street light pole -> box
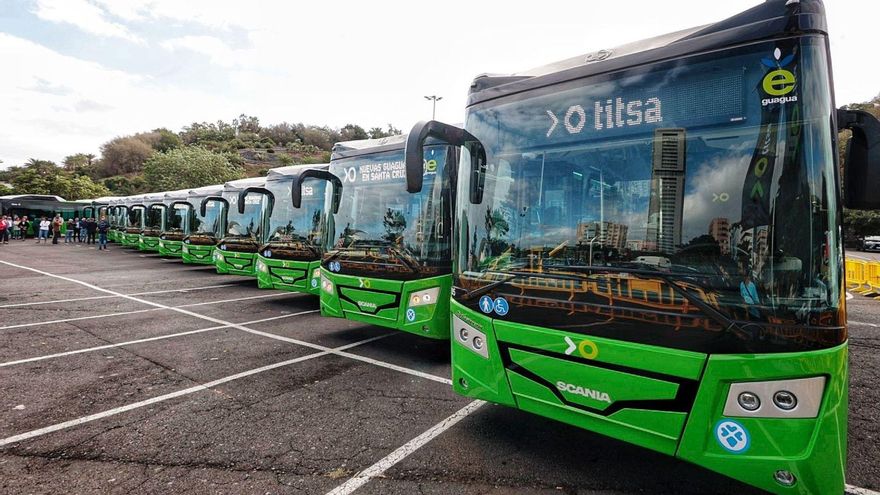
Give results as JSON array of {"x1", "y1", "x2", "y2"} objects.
[{"x1": 424, "y1": 95, "x2": 442, "y2": 119}]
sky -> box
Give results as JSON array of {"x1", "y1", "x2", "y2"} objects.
[{"x1": 0, "y1": 0, "x2": 878, "y2": 168}]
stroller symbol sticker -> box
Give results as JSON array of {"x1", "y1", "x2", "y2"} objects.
[{"x1": 715, "y1": 420, "x2": 750, "y2": 453}]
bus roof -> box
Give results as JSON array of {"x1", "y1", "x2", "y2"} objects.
[
  {"x1": 265, "y1": 163, "x2": 329, "y2": 182},
  {"x1": 187, "y1": 185, "x2": 224, "y2": 197},
  {"x1": 222, "y1": 176, "x2": 266, "y2": 191},
  {"x1": 163, "y1": 189, "x2": 191, "y2": 201},
  {"x1": 331, "y1": 134, "x2": 406, "y2": 160},
  {"x1": 0, "y1": 194, "x2": 66, "y2": 201},
  {"x1": 467, "y1": 0, "x2": 828, "y2": 106}
]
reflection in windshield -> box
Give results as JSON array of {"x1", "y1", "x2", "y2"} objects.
[
  {"x1": 223, "y1": 192, "x2": 266, "y2": 241},
  {"x1": 192, "y1": 199, "x2": 224, "y2": 236},
  {"x1": 127, "y1": 207, "x2": 143, "y2": 229},
  {"x1": 326, "y1": 146, "x2": 451, "y2": 270},
  {"x1": 266, "y1": 178, "x2": 327, "y2": 248},
  {"x1": 166, "y1": 204, "x2": 189, "y2": 233},
  {"x1": 460, "y1": 37, "x2": 839, "y2": 331},
  {"x1": 146, "y1": 205, "x2": 165, "y2": 230}
]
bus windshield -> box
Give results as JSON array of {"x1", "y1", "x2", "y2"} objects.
[
  {"x1": 192, "y1": 199, "x2": 224, "y2": 236},
  {"x1": 145, "y1": 205, "x2": 165, "y2": 231},
  {"x1": 166, "y1": 204, "x2": 189, "y2": 233},
  {"x1": 459, "y1": 37, "x2": 840, "y2": 331},
  {"x1": 223, "y1": 191, "x2": 266, "y2": 241},
  {"x1": 326, "y1": 145, "x2": 451, "y2": 273},
  {"x1": 127, "y1": 207, "x2": 143, "y2": 229},
  {"x1": 266, "y1": 178, "x2": 328, "y2": 249}
]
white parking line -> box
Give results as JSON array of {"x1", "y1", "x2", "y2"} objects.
[
  {"x1": 0, "y1": 334, "x2": 388, "y2": 449},
  {"x1": 0, "y1": 292, "x2": 291, "y2": 331},
  {"x1": 849, "y1": 320, "x2": 879, "y2": 328},
  {"x1": 325, "y1": 400, "x2": 484, "y2": 495},
  {"x1": 0, "y1": 311, "x2": 319, "y2": 368},
  {"x1": 847, "y1": 484, "x2": 880, "y2": 495},
  {"x1": 0, "y1": 283, "x2": 242, "y2": 308},
  {"x1": 0, "y1": 260, "x2": 450, "y2": 385}
]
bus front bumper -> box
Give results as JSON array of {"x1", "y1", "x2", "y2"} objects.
[
  {"x1": 214, "y1": 250, "x2": 257, "y2": 277},
  {"x1": 255, "y1": 257, "x2": 321, "y2": 294},
  {"x1": 319, "y1": 269, "x2": 451, "y2": 339},
  {"x1": 181, "y1": 244, "x2": 215, "y2": 265},
  {"x1": 448, "y1": 299, "x2": 847, "y2": 495},
  {"x1": 158, "y1": 239, "x2": 184, "y2": 258}
]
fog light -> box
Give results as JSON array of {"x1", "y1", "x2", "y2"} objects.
[
  {"x1": 459, "y1": 328, "x2": 469, "y2": 341},
  {"x1": 412, "y1": 295, "x2": 421, "y2": 305},
  {"x1": 737, "y1": 392, "x2": 761, "y2": 411},
  {"x1": 472, "y1": 336, "x2": 484, "y2": 350},
  {"x1": 773, "y1": 391, "x2": 798, "y2": 410},
  {"x1": 459, "y1": 377, "x2": 469, "y2": 389},
  {"x1": 312, "y1": 268, "x2": 321, "y2": 278},
  {"x1": 773, "y1": 470, "x2": 796, "y2": 487}
]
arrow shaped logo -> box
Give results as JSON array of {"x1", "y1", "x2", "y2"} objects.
[
  {"x1": 564, "y1": 336, "x2": 576, "y2": 355},
  {"x1": 546, "y1": 110, "x2": 559, "y2": 137},
  {"x1": 358, "y1": 278, "x2": 365, "y2": 288}
]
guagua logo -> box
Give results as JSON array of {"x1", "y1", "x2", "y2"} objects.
[
  {"x1": 546, "y1": 97, "x2": 662, "y2": 138},
  {"x1": 761, "y1": 48, "x2": 797, "y2": 106},
  {"x1": 556, "y1": 381, "x2": 612, "y2": 404}
]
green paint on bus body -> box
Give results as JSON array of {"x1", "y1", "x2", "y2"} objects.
[
  {"x1": 449, "y1": 301, "x2": 847, "y2": 495},
  {"x1": 181, "y1": 244, "x2": 216, "y2": 265},
  {"x1": 138, "y1": 235, "x2": 160, "y2": 252},
  {"x1": 319, "y1": 269, "x2": 451, "y2": 339},
  {"x1": 255, "y1": 257, "x2": 322, "y2": 295},
  {"x1": 214, "y1": 250, "x2": 257, "y2": 277},
  {"x1": 158, "y1": 239, "x2": 184, "y2": 258},
  {"x1": 120, "y1": 232, "x2": 140, "y2": 248}
]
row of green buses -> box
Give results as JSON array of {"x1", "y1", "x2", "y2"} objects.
[{"x1": 84, "y1": 2, "x2": 880, "y2": 492}]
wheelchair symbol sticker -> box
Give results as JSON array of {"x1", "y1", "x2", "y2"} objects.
[
  {"x1": 406, "y1": 308, "x2": 416, "y2": 322},
  {"x1": 329, "y1": 261, "x2": 341, "y2": 272},
  {"x1": 715, "y1": 419, "x2": 750, "y2": 453},
  {"x1": 493, "y1": 297, "x2": 509, "y2": 316},
  {"x1": 479, "y1": 295, "x2": 494, "y2": 314}
]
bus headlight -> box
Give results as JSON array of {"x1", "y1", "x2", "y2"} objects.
[
  {"x1": 453, "y1": 314, "x2": 488, "y2": 359},
  {"x1": 312, "y1": 268, "x2": 321, "y2": 279},
  {"x1": 321, "y1": 276, "x2": 333, "y2": 293},
  {"x1": 256, "y1": 259, "x2": 268, "y2": 273},
  {"x1": 409, "y1": 287, "x2": 440, "y2": 307},
  {"x1": 723, "y1": 376, "x2": 823, "y2": 418},
  {"x1": 214, "y1": 252, "x2": 224, "y2": 263}
]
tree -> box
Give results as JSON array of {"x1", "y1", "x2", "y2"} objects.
[
  {"x1": 152, "y1": 128, "x2": 182, "y2": 152},
  {"x1": 368, "y1": 124, "x2": 402, "y2": 139},
  {"x1": 97, "y1": 135, "x2": 157, "y2": 176},
  {"x1": 7, "y1": 159, "x2": 109, "y2": 199},
  {"x1": 233, "y1": 114, "x2": 261, "y2": 134},
  {"x1": 339, "y1": 124, "x2": 369, "y2": 142},
  {"x1": 143, "y1": 146, "x2": 244, "y2": 191}
]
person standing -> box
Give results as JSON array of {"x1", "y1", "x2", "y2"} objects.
[
  {"x1": 86, "y1": 217, "x2": 98, "y2": 245},
  {"x1": 37, "y1": 217, "x2": 50, "y2": 243},
  {"x1": 97, "y1": 215, "x2": 110, "y2": 250},
  {"x1": 11, "y1": 216, "x2": 20, "y2": 240},
  {"x1": 79, "y1": 217, "x2": 88, "y2": 243},
  {"x1": 19, "y1": 216, "x2": 29, "y2": 241},
  {"x1": 0, "y1": 216, "x2": 9, "y2": 245},
  {"x1": 51, "y1": 215, "x2": 63, "y2": 244},
  {"x1": 66, "y1": 217, "x2": 76, "y2": 243}
]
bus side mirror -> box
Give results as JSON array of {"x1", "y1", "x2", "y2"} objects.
[
  {"x1": 200, "y1": 196, "x2": 226, "y2": 217},
  {"x1": 404, "y1": 120, "x2": 487, "y2": 202},
  {"x1": 292, "y1": 170, "x2": 342, "y2": 214},
  {"x1": 839, "y1": 108, "x2": 880, "y2": 210},
  {"x1": 237, "y1": 188, "x2": 273, "y2": 216}
]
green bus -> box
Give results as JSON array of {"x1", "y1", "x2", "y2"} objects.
[
  {"x1": 405, "y1": 1, "x2": 880, "y2": 493},
  {"x1": 158, "y1": 189, "x2": 191, "y2": 258},
  {"x1": 120, "y1": 195, "x2": 145, "y2": 247},
  {"x1": 255, "y1": 164, "x2": 334, "y2": 294},
  {"x1": 139, "y1": 192, "x2": 167, "y2": 252},
  {"x1": 213, "y1": 177, "x2": 269, "y2": 276},
  {"x1": 182, "y1": 185, "x2": 226, "y2": 265},
  {"x1": 315, "y1": 133, "x2": 457, "y2": 339},
  {"x1": 108, "y1": 198, "x2": 124, "y2": 242}
]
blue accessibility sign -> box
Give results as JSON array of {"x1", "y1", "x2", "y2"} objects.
[
  {"x1": 329, "y1": 261, "x2": 341, "y2": 272},
  {"x1": 479, "y1": 295, "x2": 495, "y2": 314},
  {"x1": 493, "y1": 297, "x2": 509, "y2": 316},
  {"x1": 714, "y1": 419, "x2": 750, "y2": 453},
  {"x1": 406, "y1": 308, "x2": 416, "y2": 322}
]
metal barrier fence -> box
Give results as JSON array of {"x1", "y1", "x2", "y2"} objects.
[{"x1": 846, "y1": 259, "x2": 880, "y2": 298}]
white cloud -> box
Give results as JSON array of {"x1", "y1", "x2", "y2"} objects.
[
  {"x1": 32, "y1": 0, "x2": 145, "y2": 44},
  {"x1": 160, "y1": 35, "x2": 237, "y2": 68}
]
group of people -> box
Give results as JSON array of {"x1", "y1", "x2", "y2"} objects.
[{"x1": 0, "y1": 215, "x2": 111, "y2": 250}]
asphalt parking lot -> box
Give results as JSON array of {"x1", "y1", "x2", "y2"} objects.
[{"x1": 0, "y1": 242, "x2": 877, "y2": 494}]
